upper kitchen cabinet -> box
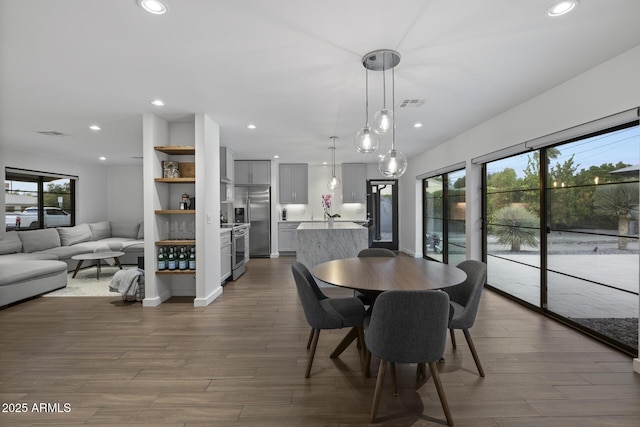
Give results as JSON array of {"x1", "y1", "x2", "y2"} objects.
[
  {"x1": 342, "y1": 163, "x2": 366, "y2": 203},
  {"x1": 234, "y1": 160, "x2": 271, "y2": 185},
  {"x1": 220, "y1": 147, "x2": 234, "y2": 183},
  {"x1": 279, "y1": 163, "x2": 308, "y2": 204}
]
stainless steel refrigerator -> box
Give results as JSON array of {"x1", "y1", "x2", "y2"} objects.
[{"x1": 234, "y1": 185, "x2": 271, "y2": 257}]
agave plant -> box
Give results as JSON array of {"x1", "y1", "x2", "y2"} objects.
[
  {"x1": 593, "y1": 182, "x2": 639, "y2": 250},
  {"x1": 492, "y1": 205, "x2": 539, "y2": 252}
]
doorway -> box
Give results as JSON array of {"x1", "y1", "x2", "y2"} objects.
[{"x1": 366, "y1": 180, "x2": 398, "y2": 250}]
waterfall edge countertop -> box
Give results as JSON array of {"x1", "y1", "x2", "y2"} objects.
[
  {"x1": 296, "y1": 221, "x2": 365, "y2": 230},
  {"x1": 296, "y1": 221, "x2": 368, "y2": 269}
]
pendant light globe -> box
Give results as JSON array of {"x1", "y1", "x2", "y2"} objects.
[
  {"x1": 327, "y1": 136, "x2": 341, "y2": 191},
  {"x1": 354, "y1": 126, "x2": 380, "y2": 153},
  {"x1": 378, "y1": 149, "x2": 407, "y2": 178},
  {"x1": 372, "y1": 108, "x2": 393, "y2": 134}
]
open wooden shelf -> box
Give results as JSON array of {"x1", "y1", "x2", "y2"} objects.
[
  {"x1": 155, "y1": 210, "x2": 195, "y2": 214},
  {"x1": 154, "y1": 146, "x2": 195, "y2": 155},
  {"x1": 156, "y1": 270, "x2": 196, "y2": 275},
  {"x1": 156, "y1": 240, "x2": 195, "y2": 246},
  {"x1": 154, "y1": 178, "x2": 196, "y2": 183}
]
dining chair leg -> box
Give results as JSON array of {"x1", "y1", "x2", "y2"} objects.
[
  {"x1": 306, "y1": 328, "x2": 315, "y2": 349},
  {"x1": 305, "y1": 329, "x2": 320, "y2": 378},
  {"x1": 449, "y1": 329, "x2": 457, "y2": 349},
  {"x1": 463, "y1": 329, "x2": 485, "y2": 377},
  {"x1": 416, "y1": 362, "x2": 427, "y2": 380},
  {"x1": 429, "y1": 361, "x2": 453, "y2": 426},
  {"x1": 364, "y1": 348, "x2": 372, "y2": 378},
  {"x1": 356, "y1": 327, "x2": 367, "y2": 372},
  {"x1": 391, "y1": 362, "x2": 398, "y2": 396},
  {"x1": 370, "y1": 359, "x2": 387, "y2": 422}
]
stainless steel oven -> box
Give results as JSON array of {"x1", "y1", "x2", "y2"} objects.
[{"x1": 231, "y1": 224, "x2": 249, "y2": 280}]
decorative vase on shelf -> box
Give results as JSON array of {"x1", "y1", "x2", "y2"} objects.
[{"x1": 328, "y1": 218, "x2": 335, "y2": 227}]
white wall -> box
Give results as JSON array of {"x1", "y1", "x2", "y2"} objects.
[{"x1": 106, "y1": 165, "x2": 143, "y2": 222}]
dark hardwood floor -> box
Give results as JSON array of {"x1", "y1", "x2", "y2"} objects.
[{"x1": 1, "y1": 256, "x2": 639, "y2": 426}]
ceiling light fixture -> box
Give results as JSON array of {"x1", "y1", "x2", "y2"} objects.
[
  {"x1": 89, "y1": 125, "x2": 101, "y2": 131},
  {"x1": 138, "y1": 0, "x2": 168, "y2": 15},
  {"x1": 370, "y1": 51, "x2": 398, "y2": 135},
  {"x1": 413, "y1": 122, "x2": 423, "y2": 128},
  {"x1": 547, "y1": 0, "x2": 578, "y2": 17},
  {"x1": 360, "y1": 49, "x2": 407, "y2": 178},
  {"x1": 99, "y1": 156, "x2": 107, "y2": 161},
  {"x1": 328, "y1": 136, "x2": 341, "y2": 191},
  {"x1": 354, "y1": 57, "x2": 380, "y2": 153},
  {"x1": 247, "y1": 124, "x2": 257, "y2": 129},
  {"x1": 149, "y1": 99, "x2": 165, "y2": 106}
]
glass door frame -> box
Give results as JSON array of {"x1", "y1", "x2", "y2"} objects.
[{"x1": 366, "y1": 179, "x2": 399, "y2": 250}]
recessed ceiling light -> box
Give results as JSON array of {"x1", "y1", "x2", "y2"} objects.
[
  {"x1": 413, "y1": 122, "x2": 423, "y2": 128},
  {"x1": 273, "y1": 155, "x2": 280, "y2": 159},
  {"x1": 99, "y1": 156, "x2": 107, "y2": 161},
  {"x1": 547, "y1": 1, "x2": 578, "y2": 17},
  {"x1": 247, "y1": 124, "x2": 257, "y2": 129},
  {"x1": 138, "y1": 0, "x2": 168, "y2": 15},
  {"x1": 89, "y1": 125, "x2": 101, "y2": 131},
  {"x1": 149, "y1": 99, "x2": 165, "y2": 106},
  {"x1": 323, "y1": 161, "x2": 328, "y2": 165}
]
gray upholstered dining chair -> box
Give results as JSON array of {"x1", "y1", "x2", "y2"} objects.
[
  {"x1": 291, "y1": 261, "x2": 366, "y2": 378},
  {"x1": 442, "y1": 260, "x2": 487, "y2": 377},
  {"x1": 364, "y1": 290, "x2": 453, "y2": 425},
  {"x1": 357, "y1": 247, "x2": 396, "y2": 258}
]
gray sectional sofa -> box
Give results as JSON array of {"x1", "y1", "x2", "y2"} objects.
[{"x1": 0, "y1": 221, "x2": 144, "y2": 307}]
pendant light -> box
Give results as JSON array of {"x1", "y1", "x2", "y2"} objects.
[
  {"x1": 327, "y1": 136, "x2": 341, "y2": 191},
  {"x1": 378, "y1": 64, "x2": 408, "y2": 178},
  {"x1": 354, "y1": 62, "x2": 380, "y2": 153},
  {"x1": 372, "y1": 51, "x2": 393, "y2": 134}
]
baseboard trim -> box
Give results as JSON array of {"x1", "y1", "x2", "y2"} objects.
[{"x1": 194, "y1": 286, "x2": 223, "y2": 307}]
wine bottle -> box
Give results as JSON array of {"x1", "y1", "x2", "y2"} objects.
[
  {"x1": 178, "y1": 247, "x2": 188, "y2": 270},
  {"x1": 188, "y1": 247, "x2": 196, "y2": 270},
  {"x1": 168, "y1": 247, "x2": 176, "y2": 270},
  {"x1": 157, "y1": 247, "x2": 166, "y2": 271}
]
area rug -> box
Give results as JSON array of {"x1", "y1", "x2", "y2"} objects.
[{"x1": 44, "y1": 266, "x2": 135, "y2": 297}]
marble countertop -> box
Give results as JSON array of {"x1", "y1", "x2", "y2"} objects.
[{"x1": 297, "y1": 221, "x2": 365, "y2": 230}]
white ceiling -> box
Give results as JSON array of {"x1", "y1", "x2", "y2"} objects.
[{"x1": 2, "y1": 1, "x2": 640, "y2": 168}]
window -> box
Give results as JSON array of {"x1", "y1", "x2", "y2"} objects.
[
  {"x1": 482, "y1": 119, "x2": 639, "y2": 355},
  {"x1": 5, "y1": 168, "x2": 76, "y2": 231},
  {"x1": 422, "y1": 169, "x2": 466, "y2": 264}
]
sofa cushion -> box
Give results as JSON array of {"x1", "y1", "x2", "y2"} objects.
[
  {"x1": 89, "y1": 221, "x2": 111, "y2": 240},
  {"x1": 38, "y1": 245, "x2": 96, "y2": 260},
  {"x1": 0, "y1": 252, "x2": 58, "y2": 262},
  {"x1": 0, "y1": 260, "x2": 67, "y2": 287},
  {"x1": 111, "y1": 222, "x2": 140, "y2": 239},
  {"x1": 75, "y1": 239, "x2": 125, "y2": 252},
  {"x1": 18, "y1": 229, "x2": 61, "y2": 253},
  {"x1": 0, "y1": 231, "x2": 22, "y2": 254},
  {"x1": 57, "y1": 223, "x2": 93, "y2": 247}
]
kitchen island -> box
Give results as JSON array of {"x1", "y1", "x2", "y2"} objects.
[{"x1": 296, "y1": 221, "x2": 368, "y2": 269}]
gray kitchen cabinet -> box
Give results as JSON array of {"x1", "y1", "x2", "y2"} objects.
[
  {"x1": 279, "y1": 163, "x2": 308, "y2": 204},
  {"x1": 220, "y1": 147, "x2": 234, "y2": 183},
  {"x1": 342, "y1": 163, "x2": 366, "y2": 203},
  {"x1": 234, "y1": 160, "x2": 271, "y2": 185},
  {"x1": 278, "y1": 221, "x2": 300, "y2": 253}
]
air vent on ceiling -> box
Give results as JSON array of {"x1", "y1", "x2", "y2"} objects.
[
  {"x1": 398, "y1": 99, "x2": 425, "y2": 108},
  {"x1": 37, "y1": 131, "x2": 68, "y2": 137}
]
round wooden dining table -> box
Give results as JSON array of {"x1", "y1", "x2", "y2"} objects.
[{"x1": 311, "y1": 256, "x2": 467, "y2": 292}]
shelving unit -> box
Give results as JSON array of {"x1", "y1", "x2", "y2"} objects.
[
  {"x1": 154, "y1": 145, "x2": 196, "y2": 277},
  {"x1": 143, "y1": 113, "x2": 223, "y2": 307}
]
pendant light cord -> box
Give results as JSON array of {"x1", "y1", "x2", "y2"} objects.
[
  {"x1": 365, "y1": 66, "x2": 370, "y2": 126},
  {"x1": 391, "y1": 65, "x2": 395, "y2": 150},
  {"x1": 382, "y1": 51, "x2": 387, "y2": 109}
]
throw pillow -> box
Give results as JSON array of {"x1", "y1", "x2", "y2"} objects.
[
  {"x1": 89, "y1": 221, "x2": 111, "y2": 240},
  {"x1": 0, "y1": 231, "x2": 22, "y2": 254},
  {"x1": 57, "y1": 223, "x2": 93, "y2": 246},
  {"x1": 111, "y1": 222, "x2": 140, "y2": 239},
  {"x1": 18, "y1": 229, "x2": 61, "y2": 253}
]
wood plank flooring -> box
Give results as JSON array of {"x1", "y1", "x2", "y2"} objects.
[{"x1": 1, "y1": 256, "x2": 639, "y2": 426}]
